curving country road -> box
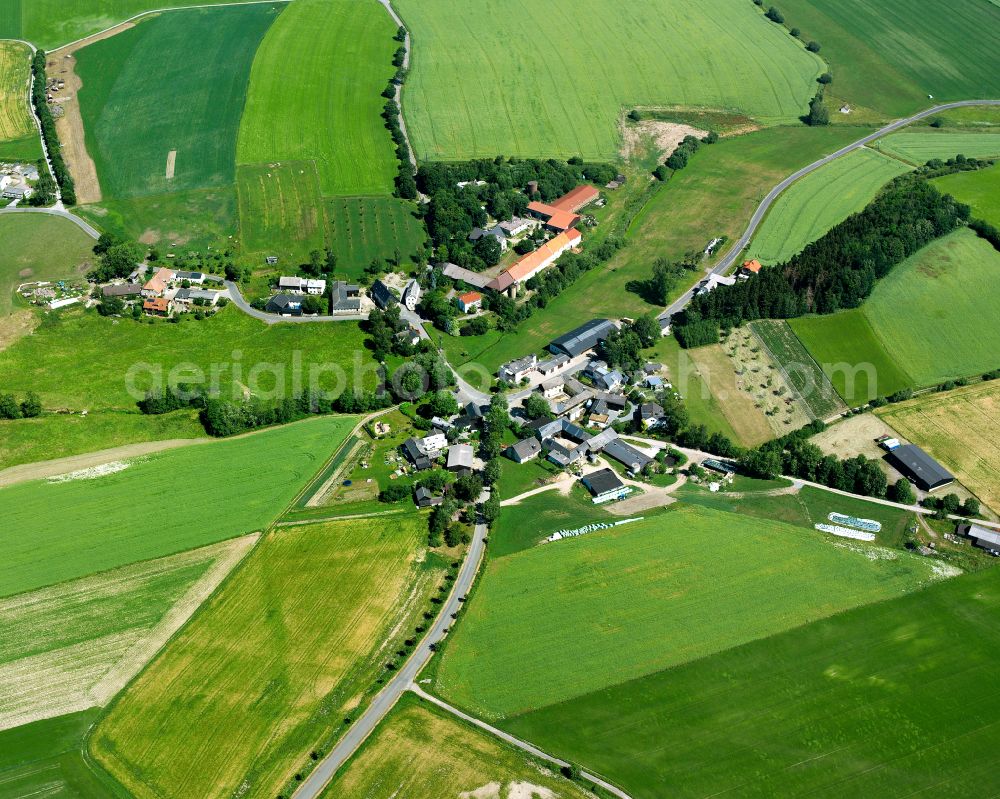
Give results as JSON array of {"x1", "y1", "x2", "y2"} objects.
[
  {"x1": 658, "y1": 98, "x2": 1000, "y2": 321},
  {"x1": 223, "y1": 280, "x2": 368, "y2": 323}
]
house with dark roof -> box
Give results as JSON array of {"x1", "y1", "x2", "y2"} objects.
[
  {"x1": 507, "y1": 437, "x2": 542, "y2": 463},
  {"x1": 414, "y1": 486, "x2": 444, "y2": 508},
  {"x1": 603, "y1": 439, "x2": 653, "y2": 474},
  {"x1": 371, "y1": 279, "x2": 398, "y2": 310},
  {"x1": 102, "y1": 283, "x2": 142, "y2": 298},
  {"x1": 635, "y1": 402, "x2": 665, "y2": 428},
  {"x1": 886, "y1": 444, "x2": 954, "y2": 491},
  {"x1": 550, "y1": 319, "x2": 617, "y2": 358},
  {"x1": 499, "y1": 355, "x2": 537, "y2": 384},
  {"x1": 468, "y1": 224, "x2": 507, "y2": 250},
  {"x1": 582, "y1": 468, "x2": 631, "y2": 504},
  {"x1": 265, "y1": 294, "x2": 302, "y2": 316},
  {"x1": 402, "y1": 437, "x2": 432, "y2": 471},
  {"x1": 330, "y1": 281, "x2": 361, "y2": 313}
]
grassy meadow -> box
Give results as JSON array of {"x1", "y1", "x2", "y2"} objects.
[
  {"x1": 0, "y1": 0, "x2": 19, "y2": 39},
  {"x1": 237, "y1": 0, "x2": 399, "y2": 196},
  {"x1": 777, "y1": 0, "x2": 1000, "y2": 117},
  {"x1": 933, "y1": 162, "x2": 1000, "y2": 226},
  {"x1": 92, "y1": 515, "x2": 445, "y2": 799},
  {"x1": 397, "y1": 0, "x2": 823, "y2": 160},
  {"x1": 435, "y1": 503, "x2": 942, "y2": 720},
  {"x1": 0, "y1": 415, "x2": 354, "y2": 596},
  {"x1": 876, "y1": 131, "x2": 1000, "y2": 164},
  {"x1": 326, "y1": 196, "x2": 427, "y2": 277},
  {"x1": 747, "y1": 148, "x2": 910, "y2": 264},
  {"x1": 878, "y1": 381, "x2": 1000, "y2": 513},
  {"x1": 0, "y1": 306, "x2": 371, "y2": 409},
  {"x1": 320, "y1": 694, "x2": 593, "y2": 799},
  {"x1": 0, "y1": 40, "x2": 40, "y2": 161},
  {"x1": 505, "y1": 568, "x2": 1000, "y2": 799}
]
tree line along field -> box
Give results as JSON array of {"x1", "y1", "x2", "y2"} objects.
[
  {"x1": 746, "y1": 148, "x2": 910, "y2": 265},
  {"x1": 396, "y1": 0, "x2": 823, "y2": 161},
  {"x1": 0, "y1": 415, "x2": 354, "y2": 597},
  {"x1": 434, "y1": 503, "x2": 943, "y2": 721},
  {"x1": 0, "y1": 40, "x2": 41, "y2": 162},
  {"x1": 320, "y1": 694, "x2": 594, "y2": 799},
  {"x1": 91, "y1": 515, "x2": 446, "y2": 799},
  {"x1": 504, "y1": 568, "x2": 1000, "y2": 799},
  {"x1": 878, "y1": 381, "x2": 1000, "y2": 514},
  {"x1": 933, "y1": 162, "x2": 1000, "y2": 226},
  {"x1": 776, "y1": 0, "x2": 1000, "y2": 118},
  {"x1": 790, "y1": 228, "x2": 1000, "y2": 404},
  {"x1": 875, "y1": 131, "x2": 1000, "y2": 165},
  {"x1": 0, "y1": 306, "x2": 372, "y2": 409},
  {"x1": 237, "y1": 0, "x2": 399, "y2": 196}
]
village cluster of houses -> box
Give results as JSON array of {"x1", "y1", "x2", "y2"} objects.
[
  {"x1": 100, "y1": 267, "x2": 224, "y2": 317},
  {"x1": 265, "y1": 276, "x2": 367, "y2": 317},
  {"x1": 0, "y1": 163, "x2": 39, "y2": 202},
  {"x1": 399, "y1": 428, "x2": 480, "y2": 507}
]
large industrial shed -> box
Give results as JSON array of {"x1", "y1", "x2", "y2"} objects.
[
  {"x1": 886, "y1": 444, "x2": 954, "y2": 491},
  {"x1": 549, "y1": 318, "x2": 617, "y2": 358}
]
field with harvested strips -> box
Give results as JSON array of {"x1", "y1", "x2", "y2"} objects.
[
  {"x1": 0, "y1": 415, "x2": 354, "y2": 596},
  {"x1": 0, "y1": 536, "x2": 254, "y2": 730},
  {"x1": 878, "y1": 382, "x2": 1000, "y2": 513},
  {"x1": 746, "y1": 148, "x2": 910, "y2": 265},
  {"x1": 876, "y1": 131, "x2": 1000, "y2": 164},
  {"x1": 505, "y1": 569, "x2": 1000, "y2": 799},
  {"x1": 92, "y1": 515, "x2": 445, "y2": 799},
  {"x1": 435, "y1": 503, "x2": 942, "y2": 720},
  {"x1": 777, "y1": 0, "x2": 1000, "y2": 117},
  {"x1": 397, "y1": 0, "x2": 822, "y2": 160},
  {"x1": 0, "y1": 40, "x2": 40, "y2": 161},
  {"x1": 237, "y1": 0, "x2": 399, "y2": 196},
  {"x1": 320, "y1": 694, "x2": 593, "y2": 799},
  {"x1": 933, "y1": 162, "x2": 1000, "y2": 226}
]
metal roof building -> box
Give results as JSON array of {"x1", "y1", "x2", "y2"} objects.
[
  {"x1": 886, "y1": 444, "x2": 954, "y2": 491},
  {"x1": 549, "y1": 318, "x2": 617, "y2": 358}
]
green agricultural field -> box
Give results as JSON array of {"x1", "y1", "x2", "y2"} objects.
[
  {"x1": 0, "y1": 0, "x2": 20, "y2": 40},
  {"x1": 397, "y1": 0, "x2": 823, "y2": 160},
  {"x1": 750, "y1": 320, "x2": 846, "y2": 419},
  {"x1": 505, "y1": 568, "x2": 1000, "y2": 799},
  {"x1": 75, "y1": 3, "x2": 279, "y2": 201},
  {"x1": 92, "y1": 515, "x2": 445, "y2": 799},
  {"x1": 0, "y1": 415, "x2": 354, "y2": 596},
  {"x1": 0, "y1": 306, "x2": 372, "y2": 409},
  {"x1": 237, "y1": 0, "x2": 399, "y2": 196},
  {"x1": 876, "y1": 131, "x2": 1000, "y2": 164},
  {"x1": 0, "y1": 710, "x2": 108, "y2": 799},
  {"x1": 320, "y1": 694, "x2": 593, "y2": 799},
  {"x1": 933, "y1": 162, "x2": 1000, "y2": 226},
  {"x1": 0, "y1": 214, "x2": 95, "y2": 316},
  {"x1": 792, "y1": 228, "x2": 1000, "y2": 402},
  {"x1": 0, "y1": 40, "x2": 40, "y2": 161},
  {"x1": 326, "y1": 197, "x2": 427, "y2": 277},
  {"x1": 747, "y1": 148, "x2": 910, "y2": 264},
  {"x1": 435, "y1": 503, "x2": 942, "y2": 720},
  {"x1": 777, "y1": 0, "x2": 1000, "y2": 117}
]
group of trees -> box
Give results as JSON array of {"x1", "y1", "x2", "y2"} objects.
[
  {"x1": 0, "y1": 391, "x2": 42, "y2": 419},
  {"x1": 673, "y1": 175, "x2": 970, "y2": 347},
  {"x1": 379, "y1": 26, "x2": 417, "y2": 199},
  {"x1": 87, "y1": 233, "x2": 145, "y2": 283},
  {"x1": 655, "y1": 132, "x2": 716, "y2": 179},
  {"x1": 597, "y1": 315, "x2": 660, "y2": 372},
  {"x1": 753, "y1": 1, "x2": 820, "y2": 53},
  {"x1": 30, "y1": 51, "x2": 75, "y2": 204},
  {"x1": 922, "y1": 492, "x2": 980, "y2": 519},
  {"x1": 642, "y1": 254, "x2": 701, "y2": 304}
]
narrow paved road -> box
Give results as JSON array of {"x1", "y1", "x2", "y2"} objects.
[
  {"x1": 0, "y1": 204, "x2": 101, "y2": 237},
  {"x1": 658, "y1": 99, "x2": 1000, "y2": 322},
  {"x1": 294, "y1": 509, "x2": 490, "y2": 798},
  {"x1": 409, "y1": 685, "x2": 634, "y2": 799},
  {"x1": 224, "y1": 280, "x2": 367, "y2": 323}
]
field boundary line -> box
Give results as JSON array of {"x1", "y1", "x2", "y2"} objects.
[
  {"x1": 408, "y1": 685, "x2": 634, "y2": 799},
  {"x1": 276, "y1": 509, "x2": 409, "y2": 527}
]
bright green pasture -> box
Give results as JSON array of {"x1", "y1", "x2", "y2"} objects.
[
  {"x1": 933, "y1": 162, "x2": 1000, "y2": 226},
  {"x1": 0, "y1": 214, "x2": 95, "y2": 316},
  {"x1": 747, "y1": 148, "x2": 910, "y2": 264},
  {"x1": 397, "y1": 0, "x2": 823, "y2": 160},
  {"x1": 777, "y1": 0, "x2": 1000, "y2": 117},
  {"x1": 506, "y1": 568, "x2": 1000, "y2": 799},
  {"x1": 0, "y1": 710, "x2": 108, "y2": 799},
  {"x1": 237, "y1": 0, "x2": 399, "y2": 196},
  {"x1": 876, "y1": 131, "x2": 1000, "y2": 164},
  {"x1": 0, "y1": 415, "x2": 354, "y2": 596},
  {"x1": 791, "y1": 228, "x2": 1000, "y2": 401},
  {"x1": 75, "y1": 4, "x2": 279, "y2": 200},
  {"x1": 0, "y1": 306, "x2": 371, "y2": 409},
  {"x1": 0, "y1": 0, "x2": 19, "y2": 39},
  {"x1": 326, "y1": 197, "x2": 427, "y2": 277},
  {"x1": 435, "y1": 503, "x2": 940, "y2": 719}
]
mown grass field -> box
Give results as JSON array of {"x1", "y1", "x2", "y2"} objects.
[
  {"x1": 933, "y1": 162, "x2": 1000, "y2": 226},
  {"x1": 92, "y1": 515, "x2": 444, "y2": 799},
  {"x1": 0, "y1": 710, "x2": 108, "y2": 799},
  {"x1": 237, "y1": 0, "x2": 398, "y2": 196},
  {"x1": 878, "y1": 381, "x2": 1000, "y2": 513},
  {"x1": 0, "y1": 40, "x2": 40, "y2": 161},
  {"x1": 75, "y1": 4, "x2": 278, "y2": 200},
  {"x1": 398, "y1": 0, "x2": 823, "y2": 160},
  {"x1": 0, "y1": 0, "x2": 19, "y2": 40},
  {"x1": 0, "y1": 415, "x2": 354, "y2": 596},
  {"x1": 750, "y1": 319, "x2": 845, "y2": 419},
  {"x1": 876, "y1": 131, "x2": 1000, "y2": 164},
  {"x1": 747, "y1": 148, "x2": 910, "y2": 264},
  {"x1": 505, "y1": 568, "x2": 1000, "y2": 799},
  {"x1": 0, "y1": 214, "x2": 94, "y2": 316},
  {"x1": 320, "y1": 694, "x2": 593, "y2": 799},
  {"x1": 0, "y1": 306, "x2": 371, "y2": 409},
  {"x1": 792, "y1": 228, "x2": 1000, "y2": 403},
  {"x1": 777, "y1": 0, "x2": 1000, "y2": 117},
  {"x1": 435, "y1": 503, "x2": 941, "y2": 720},
  {"x1": 326, "y1": 197, "x2": 427, "y2": 277}
]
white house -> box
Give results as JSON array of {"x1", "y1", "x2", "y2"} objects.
[
  {"x1": 402, "y1": 279, "x2": 421, "y2": 311},
  {"x1": 499, "y1": 354, "x2": 537, "y2": 384}
]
